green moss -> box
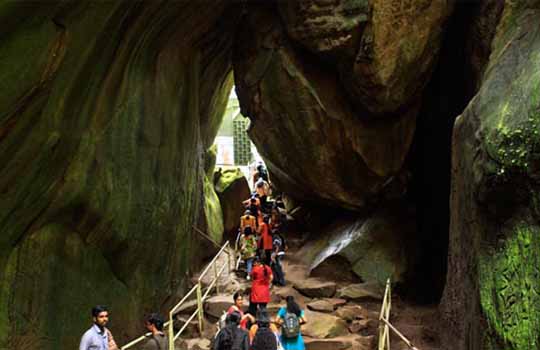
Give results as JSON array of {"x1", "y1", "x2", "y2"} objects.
[
  {"x1": 203, "y1": 175, "x2": 224, "y2": 243},
  {"x1": 485, "y1": 65, "x2": 540, "y2": 177},
  {"x1": 205, "y1": 145, "x2": 218, "y2": 178},
  {"x1": 214, "y1": 168, "x2": 245, "y2": 193},
  {"x1": 479, "y1": 225, "x2": 540, "y2": 349}
]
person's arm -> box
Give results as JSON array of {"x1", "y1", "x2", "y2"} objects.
[
  {"x1": 268, "y1": 267, "x2": 273, "y2": 283},
  {"x1": 299, "y1": 310, "x2": 307, "y2": 324},
  {"x1": 213, "y1": 331, "x2": 223, "y2": 350},
  {"x1": 242, "y1": 313, "x2": 255, "y2": 323},
  {"x1": 107, "y1": 329, "x2": 119, "y2": 350},
  {"x1": 79, "y1": 332, "x2": 90, "y2": 350}
]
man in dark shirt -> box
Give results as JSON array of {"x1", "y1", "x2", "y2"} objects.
[{"x1": 214, "y1": 312, "x2": 249, "y2": 350}]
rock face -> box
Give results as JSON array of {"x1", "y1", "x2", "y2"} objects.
[
  {"x1": 341, "y1": 0, "x2": 453, "y2": 114},
  {"x1": 440, "y1": 3, "x2": 540, "y2": 349},
  {"x1": 233, "y1": 5, "x2": 431, "y2": 211},
  {"x1": 0, "y1": 2, "x2": 238, "y2": 349},
  {"x1": 299, "y1": 207, "x2": 416, "y2": 286},
  {"x1": 214, "y1": 168, "x2": 251, "y2": 241}
]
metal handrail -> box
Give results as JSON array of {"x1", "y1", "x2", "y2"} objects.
[
  {"x1": 378, "y1": 278, "x2": 420, "y2": 350},
  {"x1": 121, "y1": 238, "x2": 234, "y2": 350}
]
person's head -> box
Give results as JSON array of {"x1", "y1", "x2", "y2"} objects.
[
  {"x1": 145, "y1": 313, "x2": 164, "y2": 332},
  {"x1": 91, "y1": 305, "x2": 109, "y2": 328},
  {"x1": 233, "y1": 292, "x2": 244, "y2": 309},
  {"x1": 226, "y1": 311, "x2": 241, "y2": 327},
  {"x1": 256, "y1": 309, "x2": 270, "y2": 327},
  {"x1": 253, "y1": 255, "x2": 261, "y2": 265},
  {"x1": 286, "y1": 296, "x2": 301, "y2": 317},
  {"x1": 263, "y1": 215, "x2": 270, "y2": 224},
  {"x1": 244, "y1": 210, "x2": 251, "y2": 216},
  {"x1": 257, "y1": 164, "x2": 264, "y2": 172},
  {"x1": 244, "y1": 226, "x2": 253, "y2": 236},
  {"x1": 256, "y1": 180, "x2": 264, "y2": 188},
  {"x1": 250, "y1": 197, "x2": 257, "y2": 204}
]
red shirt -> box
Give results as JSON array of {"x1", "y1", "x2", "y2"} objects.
[
  {"x1": 227, "y1": 305, "x2": 248, "y2": 329},
  {"x1": 250, "y1": 265, "x2": 272, "y2": 303},
  {"x1": 258, "y1": 223, "x2": 273, "y2": 250}
]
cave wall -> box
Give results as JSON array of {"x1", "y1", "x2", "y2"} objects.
[
  {"x1": 0, "y1": 2, "x2": 236, "y2": 349},
  {"x1": 441, "y1": 1, "x2": 540, "y2": 349}
]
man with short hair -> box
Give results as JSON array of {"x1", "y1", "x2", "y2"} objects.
[
  {"x1": 79, "y1": 305, "x2": 118, "y2": 350},
  {"x1": 141, "y1": 313, "x2": 168, "y2": 350}
]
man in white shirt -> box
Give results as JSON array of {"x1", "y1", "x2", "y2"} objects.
[{"x1": 79, "y1": 305, "x2": 117, "y2": 350}]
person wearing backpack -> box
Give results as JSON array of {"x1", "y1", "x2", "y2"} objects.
[
  {"x1": 275, "y1": 296, "x2": 306, "y2": 350},
  {"x1": 249, "y1": 310, "x2": 278, "y2": 350},
  {"x1": 214, "y1": 312, "x2": 250, "y2": 350}
]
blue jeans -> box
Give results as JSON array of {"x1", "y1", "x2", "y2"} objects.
[{"x1": 246, "y1": 257, "x2": 254, "y2": 275}]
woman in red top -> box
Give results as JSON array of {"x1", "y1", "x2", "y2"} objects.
[
  {"x1": 258, "y1": 216, "x2": 273, "y2": 265},
  {"x1": 227, "y1": 292, "x2": 255, "y2": 329},
  {"x1": 248, "y1": 256, "x2": 273, "y2": 317}
]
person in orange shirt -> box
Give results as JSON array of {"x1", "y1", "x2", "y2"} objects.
[
  {"x1": 240, "y1": 210, "x2": 257, "y2": 233},
  {"x1": 258, "y1": 216, "x2": 273, "y2": 265}
]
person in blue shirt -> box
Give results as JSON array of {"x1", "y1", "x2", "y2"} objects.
[
  {"x1": 79, "y1": 305, "x2": 117, "y2": 350},
  {"x1": 275, "y1": 296, "x2": 307, "y2": 350}
]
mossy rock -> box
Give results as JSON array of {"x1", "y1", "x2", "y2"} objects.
[{"x1": 214, "y1": 168, "x2": 251, "y2": 241}]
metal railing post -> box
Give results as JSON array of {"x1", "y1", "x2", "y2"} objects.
[
  {"x1": 228, "y1": 249, "x2": 232, "y2": 274},
  {"x1": 168, "y1": 312, "x2": 174, "y2": 350},
  {"x1": 197, "y1": 281, "x2": 204, "y2": 334},
  {"x1": 214, "y1": 263, "x2": 220, "y2": 294}
]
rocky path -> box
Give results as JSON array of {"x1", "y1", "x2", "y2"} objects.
[{"x1": 174, "y1": 237, "x2": 441, "y2": 350}]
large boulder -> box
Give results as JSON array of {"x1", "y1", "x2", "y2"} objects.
[
  {"x1": 441, "y1": 3, "x2": 540, "y2": 349},
  {"x1": 337, "y1": 283, "x2": 384, "y2": 301},
  {"x1": 299, "y1": 206, "x2": 416, "y2": 286},
  {"x1": 302, "y1": 310, "x2": 349, "y2": 339},
  {"x1": 214, "y1": 168, "x2": 251, "y2": 241},
  {"x1": 234, "y1": 6, "x2": 416, "y2": 210},
  {"x1": 294, "y1": 279, "x2": 337, "y2": 298},
  {"x1": 340, "y1": 0, "x2": 453, "y2": 114},
  {"x1": 278, "y1": 0, "x2": 453, "y2": 115}
]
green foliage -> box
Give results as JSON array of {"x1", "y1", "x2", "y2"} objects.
[{"x1": 479, "y1": 225, "x2": 540, "y2": 349}]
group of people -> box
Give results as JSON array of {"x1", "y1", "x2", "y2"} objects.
[
  {"x1": 214, "y1": 293, "x2": 307, "y2": 350},
  {"x1": 213, "y1": 165, "x2": 307, "y2": 350},
  {"x1": 80, "y1": 164, "x2": 303, "y2": 350},
  {"x1": 238, "y1": 164, "x2": 287, "y2": 287},
  {"x1": 80, "y1": 306, "x2": 167, "y2": 350}
]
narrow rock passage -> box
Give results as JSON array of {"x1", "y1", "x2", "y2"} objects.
[{"x1": 177, "y1": 234, "x2": 441, "y2": 350}]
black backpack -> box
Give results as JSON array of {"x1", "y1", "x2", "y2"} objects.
[{"x1": 282, "y1": 312, "x2": 300, "y2": 338}]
